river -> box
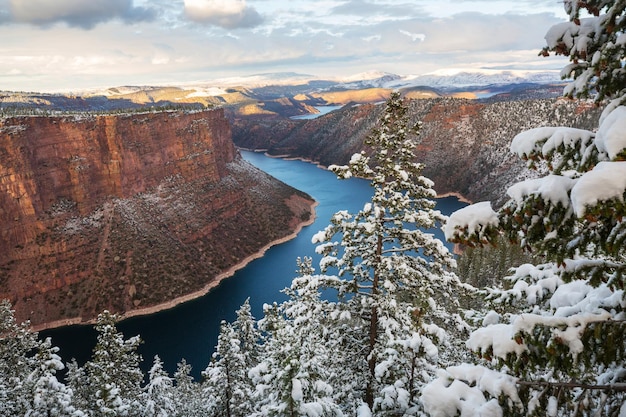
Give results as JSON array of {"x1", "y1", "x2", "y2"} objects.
[
  {"x1": 290, "y1": 105, "x2": 343, "y2": 119},
  {"x1": 41, "y1": 150, "x2": 467, "y2": 379}
]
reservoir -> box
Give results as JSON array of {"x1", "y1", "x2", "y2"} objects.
[
  {"x1": 290, "y1": 105, "x2": 343, "y2": 119},
  {"x1": 41, "y1": 150, "x2": 467, "y2": 379}
]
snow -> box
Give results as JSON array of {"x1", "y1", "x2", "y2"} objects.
[
  {"x1": 291, "y1": 378, "x2": 303, "y2": 402},
  {"x1": 356, "y1": 403, "x2": 372, "y2": 417},
  {"x1": 482, "y1": 311, "x2": 500, "y2": 326},
  {"x1": 544, "y1": 18, "x2": 598, "y2": 55},
  {"x1": 595, "y1": 105, "x2": 626, "y2": 160},
  {"x1": 550, "y1": 279, "x2": 624, "y2": 318},
  {"x1": 421, "y1": 366, "x2": 518, "y2": 417},
  {"x1": 184, "y1": 87, "x2": 227, "y2": 98},
  {"x1": 444, "y1": 201, "x2": 499, "y2": 241},
  {"x1": 300, "y1": 402, "x2": 325, "y2": 417},
  {"x1": 549, "y1": 280, "x2": 591, "y2": 311},
  {"x1": 570, "y1": 161, "x2": 626, "y2": 216},
  {"x1": 510, "y1": 126, "x2": 594, "y2": 159},
  {"x1": 506, "y1": 175, "x2": 577, "y2": 207},
  {"x1": 467, "y1": 323, "x2": 527, "y2": 359},
  {"x1": 505, "y1": 263, "x2": 561, "y2": 305},
  {"x1": 547, "y1": 396, "x2": 558, "y2": 417}
]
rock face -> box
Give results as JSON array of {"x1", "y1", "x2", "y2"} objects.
[
  {"x1": 0, "y1": 110, "x2": 314, "y2": 327},
  {"x1": 230, "y1": 97, "x2": 602, "y2": 204}
]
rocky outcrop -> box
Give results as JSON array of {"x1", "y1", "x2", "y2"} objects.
[
  {"x1": 230, "y1": 98, "x2": 602, "y2": 204},
  {"x1": 0, "y1": 110, "x2": 314, "y2": 327}
]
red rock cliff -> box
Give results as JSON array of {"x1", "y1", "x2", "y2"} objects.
[{"x1": 0, "y1": 110, "x2": 313, "y2": 327}]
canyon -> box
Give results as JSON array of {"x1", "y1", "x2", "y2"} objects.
[
  {"x1": 229, "y1": 97, "x2": 602, "y2": 204},
  {"x1": 0, "y1": 109, "x2": 314, "y2": 327},
  {"x1": 0, "y1": 80, "x2": 605, "y2": 328}
]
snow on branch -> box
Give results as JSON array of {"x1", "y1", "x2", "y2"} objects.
[
  {"x1": 570, "y1": 161, "x2": 626, "y2": 216},
  {"x1": 444, "y1": 201, "x2": 499, "y2": 242},
  {"x1": 510, "y1": 126, "x2": 595, "y2": 161},
  {"x1": 516, "y1": 380, "x2": 626, "y2": 392},
  {"x1": 595, "y1": 105, "x2": 626, "y2": 160},
  {"x1": 544, "y1": 18, "x2": 600, "y2": 57},
  {"x1": 506, "y1": 175, "x2": 577, "y2": 207},
  {"x1": 421, "y1": 365, "x2": 521, "y2": 417}
]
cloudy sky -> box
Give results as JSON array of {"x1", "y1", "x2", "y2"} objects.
[{"x1": 0, "y1": 0, "x2": 570, "y2": 92}]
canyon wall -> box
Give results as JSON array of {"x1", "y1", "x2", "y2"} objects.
[
  {"x1": 0, "y1": 110, "x2": 314, "y2": 327},
  {"x1": 230, "y1": 97, "x2": 602, "y2": 204}
]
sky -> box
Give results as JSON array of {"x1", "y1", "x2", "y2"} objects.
[{"x1": 0, "y1": 0, "x2": 571, "y2": 93}]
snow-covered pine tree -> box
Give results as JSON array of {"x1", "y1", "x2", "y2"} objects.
[
  {"x1": 423, "y1": 1, "x2": 626, "y2": 415},
  {"x1": 540, "y1": 0, "x2": 626, "y2": 103},
  {"x1": 143, "y1": 355, "x2": 175, "y2": 417},
  {"x1": 202, "y1": 320, "x2": 243, "y2": 417},
  {"x1": 69, "y1": 311, "x2": 144, "y2": 417},
  {"x1": 248, "y1": 257, "x2": 345, "y2": 417},
  {"x1": 203, "y1": 308, "x2": 264, "y2": 417},
  {"x1": 312, "y1": 92, "x2": 468, "y2": 415},
  {"x1": 202, "y1": 299, "x2": 261, "y2": 417},
  {"x1": 0, "y1": 300, "x2": 82, "y2": 416},
  {"x1": 172, "y1": 359, "x2": 205, "y2": 417},
  {"x1": 24, "y1": 337, "x2": 84, "y2": 417},
  {"x1": 233, "y1": 298, "x2": 262, "y2": 382}
]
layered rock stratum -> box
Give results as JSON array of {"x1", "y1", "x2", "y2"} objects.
[{"x1": 0, "y1": 109, "x2": 314, "y2": 327}]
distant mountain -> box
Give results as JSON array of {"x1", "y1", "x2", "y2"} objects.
[
  {"x1": 388, "y1": 69, "x2": 562, "y2": 89},
  {"x1": 78, "y1": 69, "x2": 560, "y2": 98},
  {"x1": 334, "y1": 71, "x2": 403, "y2": 89},
  {"x1": 1, "y1": 69, "x2": 566, "y2": 116}
]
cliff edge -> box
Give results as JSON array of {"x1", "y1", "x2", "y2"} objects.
[{"x1": 0, "y1": 110, "x2": 314, "y2": 327}]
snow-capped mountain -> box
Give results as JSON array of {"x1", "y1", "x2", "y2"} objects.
[
  {"x1": 391, "y1": 69, "x2": 563, "y2": 89},
  {"x1": 335, "y1": 71, "x2": 403, "y2": 89},
  {"x1": 338, "y1": 69, "x2": 561, "y2": 91}
]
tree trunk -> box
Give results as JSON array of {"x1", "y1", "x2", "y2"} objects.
[{"x1": 365, "y1": 230, "x2": 383, "y2": 409}]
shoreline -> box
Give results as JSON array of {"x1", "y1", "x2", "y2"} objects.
[
  {"x1": 33, "y1": 152, "x2": 471, "y2": 332},
  {"x1": 32, "y1": 199, "x2": 318, "y2": 332},
  {"x1": 435, "y1": 191, "x2": 473, "y2": 204},
  {"x1": 241, "y1": 148, "x2": 473, "y2": 204}
]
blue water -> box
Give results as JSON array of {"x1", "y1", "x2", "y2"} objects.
[
  {"x1": 290, "y1": 105, "x2": 343, "y2": 119},
  {"x1": 41, "y1": 150, "x2": 466, "y2": 379}
]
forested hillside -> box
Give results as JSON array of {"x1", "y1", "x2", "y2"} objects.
[{"x1": 230, "y1": 97, "x2": 601, "y2": 203}]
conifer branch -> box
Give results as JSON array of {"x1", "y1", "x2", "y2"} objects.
[{"x1": 517, "y1": 380, "x2": 626, "y2": 392}]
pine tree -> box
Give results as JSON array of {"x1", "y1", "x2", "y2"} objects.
[
  {"x1": 70, "y1": 311, "x2": 144, "y2": 417},
  {"x1": 248, "y1": 258, "x2": 344, "y2": 417},
  {"x1": 202, "y1": 299, "x2": 261, "y2": 417},
  {"x1": 312, "y1": 92, "x2": 467, "y2": 414},
  {"x1": 424, "y1": 2, "x2": 626, "y2": 415},
  {"x1": 233, "y1": 298, "x2": 262, "y2": 381},
  {"x1": 202, "y1": 321, "x2": 241, "y2": 417},
  {"x1": 172, "y1": 359, "x2": 205, "y2": 417},
  {"x1": 0, "y1": 300, "x2": 40, "y2": 416},
  {"x1": 202, "y1": 299, "x2": 264, "y2": 416},
  {"x1": 541, "y1": 0, "x2": 626, "y2": 103},
  {"x1": 25, "y1": 337, "x2": 84, "y2": 417},
  {"x1": 0, "y1": 300, "x2": 84, "y2": 416},
  {"x1": 143, "y1": 355, "x2": 175, "y2": 417},
  {"x1": 0, "y1": 300, "x2": 85, "y2": 416}
]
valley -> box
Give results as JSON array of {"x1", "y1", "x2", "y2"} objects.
[{"x1": 0, "y1": 72, "x2": 604, "y2": 328}]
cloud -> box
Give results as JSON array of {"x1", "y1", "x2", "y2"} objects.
[
  {"x1": 183, "y1": 0, "x2": 263, "y2": 29},
  {"x1": 5, "y1": 0, "x2": 155, "y2": 29},
  {"x1": 330, "y1": 0, "x2": 424, "y2": 19},
  {"x1": 399, "y1": 30, "x2": 426, "y2": 42},
  {"x1": 0, "y1": 1, "x2": 570, "y2": 92}
]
